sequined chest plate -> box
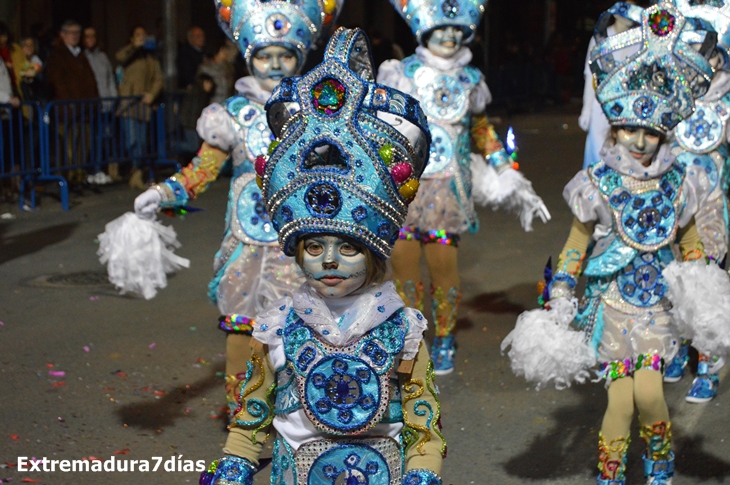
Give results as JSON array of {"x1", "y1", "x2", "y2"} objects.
[
  {"x1": 405, "y1": 58, "x2": 478, "y2": 123},
  {"x1": 281, "y1": 309, "x2": 409, "y2": 436},
  {"x1": 227, "y1": 96, "x2": 275, "y2": 163},
  {"x1": 675, "y1": 96, "x2": 730, "y2": 154},
  {"x1": 229, "y1": 173, "x2": 278, "y2": 245},
  {"x1": 590, "y1": 162, "x2": 684, "y2": 252}
]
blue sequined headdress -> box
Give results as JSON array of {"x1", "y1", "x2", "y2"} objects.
[
  {"x1": 259, "y1": 28, "x2": 432, "y2": 258},
  {"x1": 672, "y1": 0, "x2": 730, "y2": 69},
  {"x1": 590, "y1": 2, "x2": 717, "y2": 134},
  {"x1": 214, "y1": 0, "x2": 343, "y2": 68},
  {"x1": 389, "y1": 0, "x2": 487, "y2": 44}
]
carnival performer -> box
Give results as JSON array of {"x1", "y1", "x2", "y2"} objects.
[
  {"x1": 131, "y1": 0, "x2": 342, "y2": 413},
  {"x1": 199, "y1": 28, "x2": 445, "y2": 485},
  {"x1": 579, "y1": 0, "x2": 642, "y2": 169},
  {"x1": 660, "y1": 0, "x2": 730, "y2": 402},
  {"x1": 502, "y1": 3, "x2": 730, "y2": 484},
  {"x1": 378, "y1": 0, "x2": 550, "y2": 374}
]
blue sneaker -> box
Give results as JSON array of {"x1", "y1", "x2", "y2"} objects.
[
  {"x1": 431, "y1": 335, "x2": 455, "y2": 375},
  {"x1": 596, "y1": 477, "x2": 625, "y2": 485},
  {"x1": 663, "y1": 342, "x2": 689, "y2": 383},
  {"x1": 643, "y1": 452, "x2": 674, "y2": 485},
  {"x1": 685, "y1": 374, "x2": 719, "y2": 403}
]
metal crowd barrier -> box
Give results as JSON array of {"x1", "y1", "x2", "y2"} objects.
[{"x1": 0, "y1": 96, "x2": 182, "y2": 211}]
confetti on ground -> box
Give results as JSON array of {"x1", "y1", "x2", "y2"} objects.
[
  {"x1": 215, "y1": 372, "x2": 225, "y2": 378},
  {"x1": 83, "y1": 346, "x2": 90, "y2": 352},
  {"x1": 153, "y1": 391, "x2": 166, "y2": 397},
  {"x1": 48, "y1": 371, "x2": 65, "y2": 377},
  {"x1": 4, "y1": 463, "x2": 16, "y2": 467},
  {"x1": 112, "y1": 370, "x2": 127, "y2": 377},
  {"x1": 185, "y1": 407, "x2": 192, "y2": 414},
  {"x1": 57, "y1": 417, "x2": 64, "y2": 422},
  {"x1": 0, "y1": 321, "x2": 4, "y2": 326},
  {"x1": 148, "y1": 343, "x2": 156, "y2": 349},
  {"x1": 89, "y1": 296, "x2": 100, "y2": 301},
  {"x1": 140, "y1": 387, "x2": 151, "y2": 392},
  {"x1": 195, "y1": 358, "x2": 209, "y2": 365},
  {"x1": 51, "y1": 382, "x2": 66, "y2": 387},
  {"x1": 45, "y1": 364, "x2": 54, "y2": 368},
  {"x1": 189, "y1": 327, "x2": 196, "y2": 331},
  {"x1": 103, "y1": 387, "x2": 115, "y2": 391},
  {"x1": 86, "y1": 457, "x2": 102, "y2": 462},
  {"x1": 113, "y1": 449, "x2": 130, "y2": 455},
  {"x1": 9, "y1": 435, "x2": 18, "y2": 441},
  {"x1": 20, "y1": 478, "x2": 41, "y2": 483}
]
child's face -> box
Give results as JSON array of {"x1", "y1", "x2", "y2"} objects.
[
  {"x1": 251, "y1": 45, "x2": 299, "y2": 91},
  {"x1": 427, "y1": 26, "x2": 464, "y2": 59},
  {"x1": 301, "y1": 235, "x2": 367, "y2": 298},
  {"x1": 614, "y1": 127, "x2": 661, "y2": 166},
  {"x1": 202, "y1": 79, "x2": 214, "y2": 93}
]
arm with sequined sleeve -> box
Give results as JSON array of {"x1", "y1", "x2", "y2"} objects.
[
  {"x1": 155, "y1": 143, "x2": 229, "y2": 209},
  {"x1": 399, "y1": 342, "x2": 445, "y2": 484},
  {"x1": 200, "y1": 340, "x2": 275, "y2": 485}
]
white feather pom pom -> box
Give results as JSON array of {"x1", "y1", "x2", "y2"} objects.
[
  {"x1": 501, "y1": 297, "x2": 596, "y2": 390},
  {"x1": 662, "y1": 260, "x2": 730, "y2": 357},
  {"x1": 97, "y1": 212, "x2": 190, "y2": 300},
  {"x1": 470, "y1": 156, "x2": 550, "y2": 232}
]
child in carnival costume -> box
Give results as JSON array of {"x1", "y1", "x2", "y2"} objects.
[
  {"x1": 377, "y1": 0, "x2": 551, "y2": 375},
  {"x1": 661, "y1": 0, "x2": 730, "y2": 402},
  {"x1": 199, "y1": 28, "x2": 446, "y2": 485},
  {"x1": 502, "y1": 3, "x2": 730, "y2": 484},
  {"x1": 132, "y1": 0, "x2": 343, "y2": 405}
]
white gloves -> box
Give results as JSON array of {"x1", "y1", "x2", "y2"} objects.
[{"x1": 134, "y1": 188, "x2": 162, "y2": 220}]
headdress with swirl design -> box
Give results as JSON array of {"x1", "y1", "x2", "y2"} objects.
[
  {"x1": 389, "y1": 0, "x2": 487, "y2": 45},
  {"x1": 590, "y1": 1, "x2": 717, "y2": 134},
  {"x1": 214, "y1": 0, "x2": 344, "y2": 69},
  {"x1": 257, "y1": 28, "x2": 432, "y2": 258}
]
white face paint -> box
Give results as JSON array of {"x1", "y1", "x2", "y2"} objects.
[
  {"x1": 615, "y1": 127, "x2": 661, "y2": 166},
  {"x1": 426, "y1": 26, "x2": 464, "y2": 59},
  {"x1": 301, "y1": 235, "x2": 367, "y2": 298},
  {"x1": 251, "y1": 45, "x2": 300, "y2": 91}
]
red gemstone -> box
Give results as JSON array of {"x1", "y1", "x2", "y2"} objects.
[{"x1": 255, "y1": 156, "x2": 267, "y2": 177}]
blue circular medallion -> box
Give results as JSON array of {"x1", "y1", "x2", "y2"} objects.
[
  {"x1": 304, "y1": 355, "x2": 380, "y2": 432},
  {"x1": 305, "y1": 182, "x2": 342, "y2": 218},
  {"x1": 617, "y1": 252, "x2": 667, "y2": 307},
  {"x1": 236, "y1": 178, "x2": 278, "y2": 243},
  {"x1": 424, "y1": 124, "x2": 454, "y2": 176},
  {"x1": 619, "y1": 190, "x2": 675, "y2": 247}
]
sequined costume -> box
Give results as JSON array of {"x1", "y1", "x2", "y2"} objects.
[
  {"x1": 503, "y1": 4, "x2": 724, "y2": 485},
  {"x1": 154, "y1": 0, "x2": 342, "y2": 332},
  {"x1": 379, "y1": 0, "x2": 548, "y2": 375},
  {"x1": 200, "y1": 28, "x2": 446, "y2": 485}
]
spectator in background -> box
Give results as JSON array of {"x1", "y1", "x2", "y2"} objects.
[
  {"x1": 199, "y1": 38, "x2": 237, "y2": 105},
  {"x1": 0, "y1": 22, "x2": 24, "y2": 101},
  {"x1": 17, "y1": 37, "x2": 45, "y2": 103},
  {"x1": 116, "y1": 25, "x2": 163, "y2": 190},
  {"x1": 45, "y1": 20, "x2": 99, "y2": 183},
  {"x1": 177, "y1": 26, "x2": 205, "y2": 91},
  {"x1": 84, "y1": 26, "x2": 119, "y2": 184}
]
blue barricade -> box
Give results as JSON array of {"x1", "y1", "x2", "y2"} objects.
[{"x1": 0, "y1": 102, "x2": 44, "y2": 204}]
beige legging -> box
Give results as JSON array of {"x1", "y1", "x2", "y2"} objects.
[{"x1": 601, "y1": 369, "x2": 669, "y2": 462}]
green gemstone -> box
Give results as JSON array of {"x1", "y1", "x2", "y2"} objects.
[{"x1": 379, "y1": 144, "x2": 394, "y2": 165}]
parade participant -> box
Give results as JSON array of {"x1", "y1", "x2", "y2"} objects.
[
  {"x1": 579, "y1": 0, "x2": 642, "y2": 169},
  {"x1": 661, "y1": 0, "x2": 730, "y2": 402},
  {"x1": 199, "y1": 28, "x2": 445, "y2": 485},
  {"x1": 502, "y1": 3, "x2": 730, "y2": 484},
  {"x1": 378, "y1": 0, "x2": 550, "y2": 374},
  {"x1": 131, "y1": 0, "x2": 342, "y2": 417}
]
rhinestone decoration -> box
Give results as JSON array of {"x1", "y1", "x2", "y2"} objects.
[
  {"x1": 649, "y1": 9, "x2": 675, "y2": 36},
  {"x1": 305, "y1": 182, "x2": 342, "y2": 218},
  {"x1": 312, "y1": 78, "x2": 347, "y2": 115},
  {"x1": 633, "y1": 96, "x2": 656, "y2": 119},
  {"x1": 442, "y1": 0, "x2": 461, "y2": 18},
  {"x1": 266, "y1": 13, "x2": 292, "y2": 37},
  {"x1": 688, "y1": 0, "x2": 726, "y2": 7}
]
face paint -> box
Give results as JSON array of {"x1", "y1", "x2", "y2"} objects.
[
  {"x1": 301, "y1": 235, "x2": 367, "y2": 298},
  {"x1": 251, "y1": 45, "x2": 300, "y2": 91},
  {"x1": 615, "y1": 127, "x2": 661, "y2": 166},
  {"x1": 426, "y1": 26, "x2": 464, "y2": 59}
]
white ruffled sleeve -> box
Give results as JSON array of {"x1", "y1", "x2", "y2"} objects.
[
  {"x1": 680, "y1": 163, "x2": 714, "y2": 227},
  {"x1": 470, "y1": 78, "x2": 492, "y2": 113},
  {"x1": 196, "y1": 102, "x2": 238, "y2": 152},
  {"x1": 402, "y1": 307, "x2": 428, "y2": 361},
  {"x1": 562, "y1": 170, "x2": 612, "y2": 228},
  {"x1": 377, "y1": 60, "x2": 414, "y2": 94}
]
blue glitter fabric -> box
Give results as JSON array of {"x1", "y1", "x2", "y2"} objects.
[
  {"x1": 262, "y1": 28, "x2": 432, "y2": 258},
  {"x1": 402, "y1": 468, "x2": 443, "y2": 485},
  {"x1": 271, "y1": 437, "x2": 297, "y2": 485},
  {"x1": 672, "y1": 0, "x2": 730, "y2": 64},
  {"x1": 389, "y1": 0, "x2": 487, "y2": 44},
  {"x1": 675, "y1": 96, "x2": 730, "y2": 154},
  {"x1": 280, "y1": 308, "x2": 409, "y2": 435},
  {"x1": 199, "y1": 455, "x2": 256, "y2": 485},
  {"x1": 213, "y1": 0, "x2": 343, "y2": 68},
  {"x1": 589, "y1": 2, "x2": 716, "y2": 134}
]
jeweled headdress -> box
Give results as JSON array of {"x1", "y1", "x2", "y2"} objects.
[
  {"x1": 672, "y1": 0, "x2": 730, "y2": 68},
  {"x1": 214, "y1": 0, "x2": 343, "y2": 68},
  {"x1": 258, "y1": 28, "x2": 431, "y2": 258},
  {"x1": 590, "y1": 2, "x2": 717, "y2": 133},
  {"x1": 389, "y1": 0, "x2": 488, "y2": 44}
]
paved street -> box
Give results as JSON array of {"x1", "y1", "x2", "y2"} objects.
[{"x1": 1, "y1": 111, "x2": 728, "y2": 485}]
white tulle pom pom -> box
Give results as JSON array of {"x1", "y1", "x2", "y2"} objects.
[
  {"x1": 662, "y1": 260, "x2": 730, "y2": 357},
  {"x1": 470, "y1": 156, "x2": 550, "y2": 232},
  {"x1": 97, "y1": 212, "x2": 190, "y2": 300},
  {"x1": 501, "y1": 298, "x2": 596, "y2": 390}
]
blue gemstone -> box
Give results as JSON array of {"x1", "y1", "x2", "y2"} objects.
[{"x1": 274, "y1": 20, "x2": 283, "y2": 30}]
